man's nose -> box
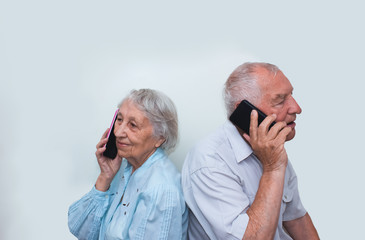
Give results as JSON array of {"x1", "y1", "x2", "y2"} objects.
[{"x1": 289, "y1": 96, "x2": 302, "y2": 114}]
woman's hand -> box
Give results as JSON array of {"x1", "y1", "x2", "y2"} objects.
[
  {"x1": 95, "y1": 128, "x2": 123, "y2": 191},
  {"x1": 243, "y1": 110, "x2": 291, "y2": 173}
]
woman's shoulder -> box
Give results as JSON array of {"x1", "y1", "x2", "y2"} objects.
[{"x1": 148, "y1": 156, "x2": 181, "y2": 188}]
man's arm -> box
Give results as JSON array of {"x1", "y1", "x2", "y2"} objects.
[
  {"x1": 283, "y1": 213, "x2": 320, "y2": 240},
  {"x1": 243, "y1": 169, "x2": 286, "y2": 240},
  {"x1": 242, "y1": 111, "x2": 292, "y2": 240}
]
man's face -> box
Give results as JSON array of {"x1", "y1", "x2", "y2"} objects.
[{"x1": 256, "y1": 68, "x2": 302, "y2": 141}]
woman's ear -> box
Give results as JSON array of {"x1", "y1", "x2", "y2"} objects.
[{"x1": 155, "y1": 137, "x2": 166, "y2": 148}]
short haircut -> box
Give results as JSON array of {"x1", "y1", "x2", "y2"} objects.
[
  {"x1": 120, "y1": 89, "x2": 178, "y2": 153},
  {"x1": 223, "y1": 62, "x2": 280, "y2": 117}
]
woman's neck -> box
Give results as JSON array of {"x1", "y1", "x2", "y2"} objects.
[{"x1": 129, "y1": 148, "x2": 157, "y2": 174}]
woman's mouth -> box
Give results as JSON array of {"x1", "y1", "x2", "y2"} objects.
[{"x1": 116, "y1": 142, "x2": 130, "y2": 148}]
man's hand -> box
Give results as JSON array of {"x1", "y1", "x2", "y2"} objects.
[
  {"x1": 241, "y1": 110, "x2": 293, "y2": 240},
  {"x1": 243, "y1": 110, "x2": 292, "y2": 173}
]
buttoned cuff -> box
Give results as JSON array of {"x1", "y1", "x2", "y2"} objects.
[{"x1": 90, "y1": 186, "x2": 112, "y2": 199}]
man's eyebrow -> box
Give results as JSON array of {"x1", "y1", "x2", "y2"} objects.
[
  {"x1": 272, "y1": 94, "x2": 286, "y2": 101},
  {"x1": 273, "y1": 90, "x2": 294, "y2": 101}
]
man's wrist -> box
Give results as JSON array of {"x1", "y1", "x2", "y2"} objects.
[{"x1": 262, "y1": 166, "x2": 286, "y2": 178}]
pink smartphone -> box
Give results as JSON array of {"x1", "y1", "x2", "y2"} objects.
[{"x1": 103, "y1": 109, "x2": 118, "y2": 159}]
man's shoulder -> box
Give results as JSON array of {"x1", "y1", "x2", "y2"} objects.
[
  {"x1": 183, "y1": 123, "x2": 234, "y2": 171},
  {"x1": 192, "y1": 124, "x2": 229, "y2": 155}
]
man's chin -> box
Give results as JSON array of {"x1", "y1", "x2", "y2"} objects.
[{"x1": 285, "y1": 129, "x2": 296, "y2": 141}]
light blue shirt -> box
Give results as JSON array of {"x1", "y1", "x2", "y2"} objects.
[
  {"x1": 182, "y1": 121, "x2": 306, "y2": 240},
  {"x1": 68, "y1": 148, "x2": 188, "y2": 240}
]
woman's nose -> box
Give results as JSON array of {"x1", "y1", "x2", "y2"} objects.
[{"x1": 114, "y1": 123, "x2": 127, "y2": 137}]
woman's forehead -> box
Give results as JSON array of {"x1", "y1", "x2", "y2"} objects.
[{"x1": 119, "y1": 100, "x2": 149, "y2": 122}]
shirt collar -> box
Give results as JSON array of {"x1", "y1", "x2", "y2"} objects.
[
  {"x1": 124, "y1": 147, "x2": 166, "y2": 181},
  {"x1": 223, "y1": 120, "x2": 253, "y2": 163}
]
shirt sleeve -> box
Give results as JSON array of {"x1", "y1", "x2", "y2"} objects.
[
  {"x1": 68, "y1": 186, "x2": 114, "y2": 240},
  {"x1": 190, "y1": 164, "x2": 250, "y2": 240},
  {"x1": 282, "y1": 161, "x2": 307, "y2": 221},
  {"x1": 128, "y1": 185, "x2": 188, "y2": 240}
]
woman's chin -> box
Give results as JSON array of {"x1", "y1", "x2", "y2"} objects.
[{"x1": 116, "y1": 150, "x2": 127, "y2": 159}]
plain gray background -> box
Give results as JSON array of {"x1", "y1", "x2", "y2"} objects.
[{"x1": 1, "y1": 1, "x2": 364, "y2": 239}]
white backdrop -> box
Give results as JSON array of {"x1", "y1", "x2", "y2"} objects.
[{"x1": 1, "y1": 1, "x2": 364, "y2": 239}]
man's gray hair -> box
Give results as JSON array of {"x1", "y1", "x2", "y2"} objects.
[
  {"x1": 223, "y1": 62, "x2": 280, "y2": 117},
  {"x1": 120, "y1": 89, "x2": 178, "y2": 153}
]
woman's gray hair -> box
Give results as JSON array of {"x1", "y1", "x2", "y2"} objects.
[
  {"x1": 223, "y1": 62, "x2": 280, "y2": 117},
  {"x1": 119, "y1": 89, "x2": 178, "y2": 153}
]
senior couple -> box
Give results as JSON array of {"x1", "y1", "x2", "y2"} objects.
[{"x1": 68, "y1": 62, "x2": 320, "y2": 240}]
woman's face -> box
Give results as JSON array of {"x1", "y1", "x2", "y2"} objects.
[{"x1": 114, "y1": 100, "x2": 164, "y2": 166}]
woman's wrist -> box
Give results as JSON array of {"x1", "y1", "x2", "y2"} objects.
[{"x1": 95, "y1": 174, "x2": 112, "y2": 192}]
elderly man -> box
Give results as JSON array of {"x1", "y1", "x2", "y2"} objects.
[{"x1": 182, "y1": 62, "x2": 319, "y2": 240}]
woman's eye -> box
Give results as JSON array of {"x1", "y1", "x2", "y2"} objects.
[{"x1": 130, "y1": 122, "x2": 137, "y2": 128}]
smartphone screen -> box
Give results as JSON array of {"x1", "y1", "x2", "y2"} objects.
[
  {"x1": 103, "y1": 109, "x2": 118, "y2": 159},
  {"x1": 229, "y1": 100, "x2": 275, "y2": 135}
]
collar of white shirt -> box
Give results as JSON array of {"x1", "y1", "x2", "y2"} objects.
[{"x1": 223, "y1": 121, "x2": 253, "y2": 164}]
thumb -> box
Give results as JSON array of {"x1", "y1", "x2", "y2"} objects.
[
  {"x1": 242, "y1": 133, "x2": 251, "y2": 143},
  {"x1": 114, "y1": 155, "x2": 123, "y2": 165}
]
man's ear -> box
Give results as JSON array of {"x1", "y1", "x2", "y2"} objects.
[{"x1": 234, "y1": 101, "x2": 242, "y2": 109}]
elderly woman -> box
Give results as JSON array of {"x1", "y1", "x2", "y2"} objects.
[{"x1": 68, "y1": 89, "x2": 188, "y2": 240}]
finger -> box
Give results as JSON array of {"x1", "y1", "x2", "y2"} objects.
[
  {"x1": 95, "y1": 145, "x2": 106, "y2": 158},
  {"x1": 276, "y1": 126, "x2": 293, "y2": 143},
  {"x1": 267, "y1": 121, "x2": 287, "y2": 139},
  {"x1": 249, "y1": 110, "x2": 258, "y2": 140},
  {"x1": 100, "y1": 128, "x2": 110, "y2": 140},
  {"x1": 96, "y1": 138, "x2": 108, "y2": 149},
  {"x1": 259, "y1": 114, "x2": 277, "y2": 136}
]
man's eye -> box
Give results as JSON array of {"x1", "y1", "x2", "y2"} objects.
[{"x1": 275, "y1": 99, "x2": 285, "y2": 106}]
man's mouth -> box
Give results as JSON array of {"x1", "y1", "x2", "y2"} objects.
[{"x1": 287, "y1": 121, "x2": 296, "y2": 128}]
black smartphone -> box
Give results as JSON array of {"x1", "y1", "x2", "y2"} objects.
[
  {"x1": 229, "y1": 100, "x2": 276, "y2": 135},
  {"x1": 103, "y1": 109, "x2": 118, "y2": 159}
]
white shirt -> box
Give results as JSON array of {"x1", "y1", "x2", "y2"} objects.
[{"x1": 182, "y1": 121, "x2": 307, "y2": 240}]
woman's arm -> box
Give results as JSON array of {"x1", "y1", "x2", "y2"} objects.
[
  {"x1": 68, "y1": 129, "x2": 122, "y2": 239},
  {"x1": 68, "y1": 187, "x2": 113, "y2": 240}
]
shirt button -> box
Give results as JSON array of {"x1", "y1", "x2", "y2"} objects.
[{"x1": 105, "y1": 195, "x2": 109, "y2": 199}]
